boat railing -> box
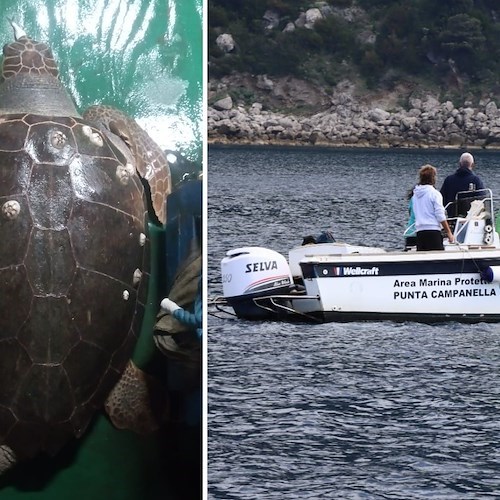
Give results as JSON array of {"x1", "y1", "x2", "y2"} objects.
[
  {"x1": 446, "y1": 189, "x2": 495, "y2": 245},
  {"x1": 446, "y1": 188, "x2": 493, "y2": 221}
]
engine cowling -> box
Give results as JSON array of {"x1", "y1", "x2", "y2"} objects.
[{"x1": 221, "y1": 247, "x2": 293, "y2": 319}]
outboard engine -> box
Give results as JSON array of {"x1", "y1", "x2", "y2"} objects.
[{"x1": 221, "y1": 247, "x2": 293, "y2": 320}]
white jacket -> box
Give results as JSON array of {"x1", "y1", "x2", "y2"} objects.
[{"x1": 412, "y1": 184, "x2": 446, "y2": 232}]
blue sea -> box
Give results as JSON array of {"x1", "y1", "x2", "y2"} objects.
[{"x1": 207, "y1": 146, "x2": 500, "y2": 499}]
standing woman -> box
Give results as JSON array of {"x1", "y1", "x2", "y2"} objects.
[{"x1": 413, "y1": 164, "x2": 454, "y2": 251}]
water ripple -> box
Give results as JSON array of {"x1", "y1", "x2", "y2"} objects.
[{"x1": 208, "y1": 147, "x2": 500, "y2": 499}]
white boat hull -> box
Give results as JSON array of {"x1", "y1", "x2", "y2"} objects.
[{"x1": 295, "y1": 249, "x2": 500, "y2": 322}]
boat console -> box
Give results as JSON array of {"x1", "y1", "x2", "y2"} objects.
[{"x1": 447, "y1": 189, "x2": 498, "y2": 248}]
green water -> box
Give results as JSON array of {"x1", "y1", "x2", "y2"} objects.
[{"x1": 0, "y1": 1, "x2": 202, "y2": 498}]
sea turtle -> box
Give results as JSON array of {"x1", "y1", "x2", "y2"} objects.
[{"x1": 0, "y1": 23, "x2": 171, "y2": 472}]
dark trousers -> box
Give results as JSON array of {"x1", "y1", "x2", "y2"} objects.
[
  {"x1": 405, "y1": 236, "x2": 417, "y2": 249},
  {"x1": 416, "y1": 230, "x2": 444, "y2": 251}
]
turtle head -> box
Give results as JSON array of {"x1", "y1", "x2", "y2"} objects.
[{"x1": 1, "y1": 21, "x2": 59, "y2": 83}]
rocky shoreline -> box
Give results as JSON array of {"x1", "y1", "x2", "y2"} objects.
[{"x1": 208, "y1": 88, "x2": 500, "y2": 150}]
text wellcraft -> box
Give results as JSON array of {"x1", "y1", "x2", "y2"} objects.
[{"x1": 211, "y1": 189, "x2": 500, "y2": 323}]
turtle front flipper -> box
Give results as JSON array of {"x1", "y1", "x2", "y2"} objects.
[
  {"x1": 104, "y1": 361, "x2": 168, "y2": 435},
  {"x1": 83, "y1": 105, "x2": 171, "y2": 225}
]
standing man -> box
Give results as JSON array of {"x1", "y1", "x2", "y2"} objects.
[{"x1": 440, "y1": 152, "x2": 485, "y2": 216}]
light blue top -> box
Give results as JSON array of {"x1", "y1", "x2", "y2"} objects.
[{"x1": 405, "y1": 197, "x2": 416, "y2": 237}]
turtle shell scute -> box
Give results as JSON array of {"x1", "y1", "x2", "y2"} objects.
[
  {"x1": 27, "y1": 164, "x2": 73, "y2": 230},
  {"x1": 25, "y1": 122, "x2": 76, "y2": 166},
  {"x1": 17, "y1": 297, "x2": 80, "y2": 364},
  {"x1": 0, "y1": 406, "x2": 16, "y2": 442},
  {"x1": 69, "y1": 156, "x2": 144, "y2": 213},
  {"x1": 0, "y1": 267, "x2": 32, "y2": 340},
  {"x1": 0, "y1": 117, "x2": 29, "y2": 151},
  {"x1": 72, "y1": 120, "x2": 117, "y2": 159},
  {"x1": 0, "y1": 196, "x2": 32, "y2": 265},
  {"x1": 0, "y1": 150, "x2": 32, "y2": 196},
  {"x1": 24, "y1": 228, "x2": 76, "y2": 296},
  {"x1": 62, "y1": 341, "x2": 115, "y2": 407},
  {"x1": 68, "y1": 201, "x2": 145, "y2": 284},
  {"x1": 0, "y1": 340, "x2": 33, "y2": 407},
  {"x1": 68, "y1": 269, "x2": 136, "y2": 355},
  {"x1": 3, "y1": 421, "x2": 46, "y2": 459},
  {"x1": 13, "y1": 364, "x2": 75, "y2": 423},
  {"x1": 22, "y1": 115, "x2": 76, "y2": 127}
]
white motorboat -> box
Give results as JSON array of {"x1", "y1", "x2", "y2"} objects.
[{"x1": 213, "y1": 189, "x2": 500, "y2": 323}]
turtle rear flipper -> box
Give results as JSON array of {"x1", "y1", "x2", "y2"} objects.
[
  {"x1": 83, "y1": 105, "x2": 171, "y2": 225},
  {"x1": 104, "y1": 361, "x2": 168, "y2": 435},
  {"x1": 0, "y1": 445, "x2": 16, "y2": 474}
]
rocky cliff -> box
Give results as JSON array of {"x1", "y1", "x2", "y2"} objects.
[
  {"x1": 208, "y1": 1, "x2": 500, "y2": 149},
  {"x1": 208, "y1": 74, "x2": 500, "y2": 149}
]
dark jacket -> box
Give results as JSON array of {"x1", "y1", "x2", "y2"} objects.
[{"x1": 440, "y1": 167, "x2": 485, "y2": 208}]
